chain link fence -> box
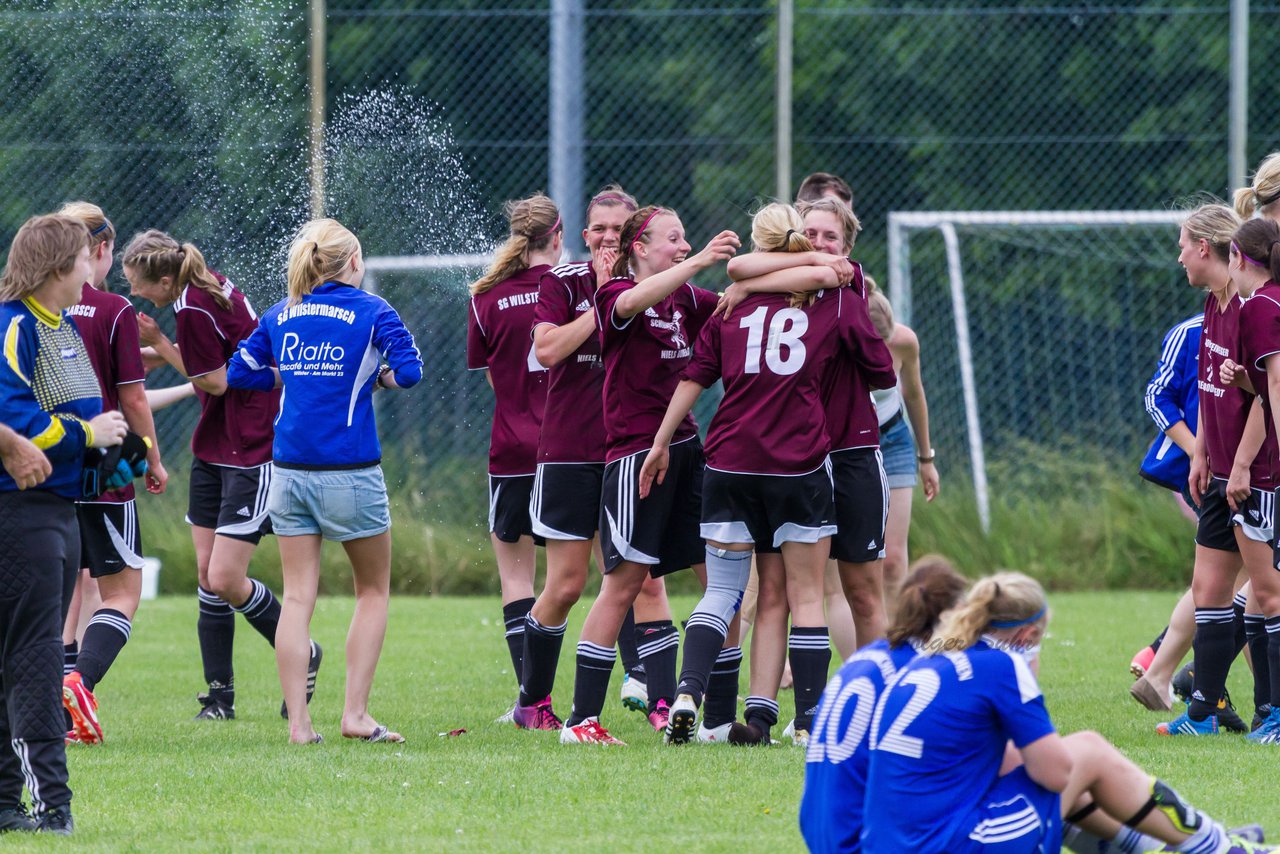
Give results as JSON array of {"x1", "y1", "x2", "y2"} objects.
[{"x1": 0, "y1": 1, "x2": 1274, "y2": 520}]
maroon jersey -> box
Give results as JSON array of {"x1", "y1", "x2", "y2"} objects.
[
  {"x1": 533, "y1": 261, "x2": 606, "y2": 464},
  {"x1": 595, "y1": 278, "x2": 718, "y2": 462},
  {"x1": 69, "y1": 282, "x2": 146, "y2": 503},
  {"x1": 1199, "y1": 292, "x2": 1271, "y2": 483},
  {"x1": 821, "y1": 269, "x2": 897, "y2": 451},
  {"x1": 685, "y1": 289, "x2": 867, "y2": 475},
  {"x1": 1238, "y1": 282, "x2": 1280, "y2": 486},
  {"x1": 467, "y1": 265, "x2": 550, "y2": 475},
  {"x1": 174, "y1": 274, "x2": 278, "y2": 467}
]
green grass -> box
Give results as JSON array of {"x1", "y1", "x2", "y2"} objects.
[{"x1": 9, "y1": 590, "x2": 1277, "y2": 851}]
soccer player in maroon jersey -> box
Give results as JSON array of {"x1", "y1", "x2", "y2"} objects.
[
  {"x1": 55, "y1": 203, "x2": 167, "y2": 745},
  {"x1": 515, "y1": 186, "x2": 658, "y2": 730},
  {"x1": 467, "y1": 194, "x2": 559, "y2": 706},
  {"x1": 640, "y1": 203, "x2": 893, "y2": 745},
  {"x1": 123, "y1": 231, "x2": 310, "y2": 722},
  {"x1": 1158, "y1": 204, "x2": 1274, "y2": 736},
  {"x1": 1219, "y1": 216, "x2": 1280, "y2": 740},
  {"x1": 557, "y1": 206, "x2": 738, "y2": 744}
]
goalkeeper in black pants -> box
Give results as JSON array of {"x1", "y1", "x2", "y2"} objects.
[{"x1": 0, "y1": 214, "x2": 128, "y2": 835}]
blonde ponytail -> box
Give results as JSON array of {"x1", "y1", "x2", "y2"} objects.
[
  {"x1": 286, "y1": 219, "x2": 361, "y2": 305},
  {"x1": 121, "y1": 230, "x2": 228, "y2": 310},
  {"x1": 471, "y1": 194, "x2": 561, "y2": 296},
  {"x1": 1236, "y1": 152, "x2": 1280, "y2": 221},
  {"x1": 750, "y1": 202, "x2": 819, "y2": 308},
  {"x1": 931, "y1": 571, "x2": 1046, "y2": 652}
]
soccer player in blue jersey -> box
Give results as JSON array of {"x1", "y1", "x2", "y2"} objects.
[
  {"x1": 799, "y1": 555, "x2": 966, "y2": 853},
  {"x1": 861, "y1": 571, "x2": 1271, "y2": 854}
]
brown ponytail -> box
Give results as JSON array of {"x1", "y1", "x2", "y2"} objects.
[
  {"x1": 1233, "y1": 218, "x2": 1280, "y2": 284},
  {"x1": 885, "y1": 555, "x2": 968, "y2": 647},
  {"x1": 470, "y1": 194, "x2": 561, "y2": 296},
  {"x1": 612, "y1": 205, "x2": 669, "y2": 279},
  {"x1": 121, "y1": 230, "x2": 229, "y2": 310}
]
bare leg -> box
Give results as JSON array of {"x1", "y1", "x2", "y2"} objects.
[
  {"x1": 881, "y1": 486, "x2": 914, "y2": 618},
  {"x1": 747, "y1": 555, "x2": 789, "y2": 701},
  {"x1": 530, "y1": 538, "x2": 592, "y2": 627},
  {"x1": 206, "y1": 536, "x2": 258, "y2": 607},
  {"x1": 838, "y1": 557, "x2": 886, "y2": 646},
  {"x1": 340, "y1": 532, "x2": 394, "y2": 739},
  {"x1": 633, "y1": 573, "x2": 672, "y2": 623},
  {"x1": 1138, "y1": 588, "x2": 1193, "y2": 696},
  {"x1": 277, "y1": 533, "x2": 321, "y2": 743},
  {"x1": 823, "y1": 559, "x2": 856, "y2": 659},
  {"x1": 492, "y1": 534, "x2": 537, "y2": 605}
]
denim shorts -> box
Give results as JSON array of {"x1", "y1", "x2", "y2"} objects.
[
  {"x1": 267, "y1": 464, "x2": 391, "y2": 541},
  {"x1": 879, "y1": 415, "x2": 917, "y2": 490}
]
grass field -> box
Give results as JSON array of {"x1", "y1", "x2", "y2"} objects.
[{"x1": 10, "y1": 590, "x2": 1277, "y2": 852}]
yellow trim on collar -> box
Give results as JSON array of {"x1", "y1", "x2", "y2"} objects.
[{"x1": 22, "y1": 297, "x2": 61, "y2": 329}]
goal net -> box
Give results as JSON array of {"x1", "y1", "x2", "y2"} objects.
[{"x1": 886, "y1": 211, "x2": 1191, "y2": 531}]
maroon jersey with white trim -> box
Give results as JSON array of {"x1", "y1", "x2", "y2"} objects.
[
  {"x1": 1237, "y1": 282, "x2": 1280, "y2": 486},
  {"x1": 467, "y1": 265, "x2": 550, "y2": 475},
  {"x1": 595, "y1": 278, "x2": 718, "y2": 462},
  {"x1": 821, "y1": 270, "x2": 896, "y2": 451},
  {"x1": 69, "y1": 282, "x2": 146, "y2": 502},
  {"x1": 1199, "y1": 292, "x2": 1270, "y2": 483},
  {"x1": 533, "y1": 262, "x2": 607, "y2": 464},
  {"x1": 684, "y1": 289, "x2": 862, "y2": 475},
  {"x1": 174, "y1": 273, "x2": 278, "y2": 467}
]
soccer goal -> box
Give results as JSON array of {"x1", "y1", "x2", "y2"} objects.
[{"x1": 885, "y1": 210, "x2": 1189, "y2": 532}]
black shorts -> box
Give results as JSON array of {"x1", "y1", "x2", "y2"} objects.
[
  {"x1": 488, "y1": 475, "x2": 544, "y2": 545},
  {"x1": 1196, "y1": 478, "x2": 1240, "y2": 553},
  {"x1": 531, "y1": 462, "x2": 604, "y2": 541},
  {"x1": 187, "y1": 458, "x2": 273, "y2": 544},
  {"x1": 600, "y1": 437, "x2": 704, "y2": 577},
  {"x1": 76, "y1": 501, "x2": 143, "y2": 577},
  {"x1": 1232, "y1": 486, "x2": 1275, "y2": 544},
  {"x1": 830, "y1": 447, "x2": 887, "y2": 564},
  {"x1": 700, "y1": 464, "x2": 836, "y2": 554}
]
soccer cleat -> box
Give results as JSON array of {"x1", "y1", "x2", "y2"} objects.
[
  {"x1": 621, "y1": 673, "x2": 649, "y2": 713},
  {"x1": 1224, "y1": 838, "x2": 1276, "y2": 854},
  {"x1": 727, "y1": 721, "x2": 770, "y2": 746},
  {"x1": 493, "y1": 704, "x2": 516, "y2": 725},
  {"x1": 513, "y1": 696, "x2": 563, "y2": 731},
  {"x1": 62, "y1": 672, "x2": 102, "y2": 745},
  {"x1": 648, "y1": 698, "x2": 671, "y2": 732},
  {"x1": 64, "y1": 729, "x2": 80, "y2": 746},
  {"x1": 1253, "y1": 704, "x2": 1273, "y2": 733},
  {"x1": 194, "y1": 692, "x2": 235, "y2": 721},
  {"x1": 35, "y1": 806, "x2": 72, "y2": 836},
  {"x1": 1246, "y1": 707, "x2": 1280, "y2": 744},
  {"x1": 1155, "y1": 707, "x2": 1219, "y2": 736},
  {"x1": 560, "y1": 717, "x2": 626, "y2": 745},
  {"x1": 696, "y1": 721, "x2": 732, "y2": 743},
  {"x1": 1128, "y1": 675, "x2": 1173, "y2": 711},
  {"x1": 1129, "y1": 645, "x2": 1156, "y2": 679},
  {"x1": 0, "y1": 805, "x2": 36, "y2": 833},
  {"x1": 664, "y1": 694, "x2": 697, "y2": 745},
  {"x1": 281, "y1": 640, "x2": 323, "y2": 720},
  {"x1": 1217, "y1": 690, "x2": 1249, "y2": 734},
  {"x1": 1171, "y1": 661, "x2": 1194, "y2": 704},
  {"x1": 1229, "y1": 824, "x2": 1266, "y2": 844}
]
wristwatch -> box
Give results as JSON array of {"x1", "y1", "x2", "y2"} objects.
[{"x1": 918, "y1": 449, "x2": 936, "y2": 464}]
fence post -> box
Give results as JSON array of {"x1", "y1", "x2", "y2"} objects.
[
  {"x1": 1229, "y1": 0, "x2": 1249, "y2": 192},
  {"x1": 775, "y1": 0, "x2": 794, "y2": 200},
  {"x1": 309, "y1": 0, "x2": 327, "y2": 218},
  {"x1": 550, "y1": 0, "x2": 586, "y2": 259}
]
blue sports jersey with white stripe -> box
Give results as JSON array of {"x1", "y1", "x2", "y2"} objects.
[
  {"x1": 861, "y1": 638, "x2": 1056, "y2": 854},
  {"x1": 226, "y1": 282, "x2": 422, "y2": 468},
  {"x1": 1140, "y1": 313, "x2": 1201, "y2": 491},
  {"x1": 798, "y1": 639, "x2": 916, "y2": 854}
]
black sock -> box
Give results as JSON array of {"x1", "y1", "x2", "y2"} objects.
[
  {"x1": 1233, "y1": 591, "x2": 1248, "y2": 657},
  {"x1": 1245, "y1": 613, "x2": 1269, "y2": 712},
  {"x1": 675, "y1": 623, "x2": 728, "y2": 706},
  {"x1": 1189, "y1": 606, "x2": 1236, "y2": 720},
  {"x1": 75, "y1": 608, "x2": 131, "y2": 692},
  {"x1": 518, "y1": 614, "x2": 565, "y2": 707},
  {"x1": 62, "y1": 641, "x2": 78, "y2": 677},
  {"x1": 230, "y1": 578, "x2": 280, "y2": 647},
  {"x1": 789, "y1": 626, "x2": 831, "y2": 732},
  {"x1": 567, "y1": 641, "x2": 616, "y2": 726},
  {"x1": 502, "y1": 597, "x2": 534, "y2": 687},
  {"x1": 636, "y1": 620, "x2": 679, "y2": 710},
  {"x1": 197, "y1": 586, "x2": 235, "y2": 694},
  {"x1": 744, "y1": 695, "x2": 779, "y2": 739},
  {"x1": 703, "y1": 646, "x2": 742, "y2": 728},
  {"x1": 1267, "y1": 616, "x2": 1280, "y2": 710},
  {"x1": 618, "y1": 607, "x2": 643, "y2": 677},
  {"x1": 1150, "y1": 625, "x2": 1168, "y2": 653}
]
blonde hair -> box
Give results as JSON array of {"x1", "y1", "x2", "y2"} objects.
[
  {"x1": 751, "y1": 203, "x2": 817, "y2": 308},
  {"x1": 866, "y1": 275, "x2": 894, "y2": 340},
  {"x1": 471, "y1": 194, "x2": 561, "y2": 296},
  {"x1": 1183, "y1": 203, "x2": 1241, "y2": 263},
  {"x1": 287, "y1": 218, "x2": 361, "y2": 305},
  {"x1": 56, "y1": 201, "x2": 115, "y2": 249},
  {"x1": 1235, "y1": 152, "x2": 1280, "y2": 219},
  {"x1": 798, "y1": 197, "x2": 862, "y2": 254},
  {"x1": 931, "y1": 571, "x2": 1047, "y2": 652},
  {"x1": 121, "y1": 229, "x2": 228, "y2": 310},
  {"x1": 0, "y1": 214, "x2": 89, "y2": 301}
]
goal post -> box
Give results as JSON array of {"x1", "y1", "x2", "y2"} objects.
[{"x1": 886, "y1": 210, "x2": 1188, "y2": 533}]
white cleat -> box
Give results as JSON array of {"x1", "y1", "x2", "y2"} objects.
[
  {"x1": 696, "y1": 721, "x2": 732, "y2": 743},
  {"x1": 560, "y1": 716, "x2": 626, "y2": 745},
  {"x1": 620, "y1": 674, "x2": 649, "y2": 713},
  {"x1": 493, "y1": 703, "x2": 516, "y2": 725}
]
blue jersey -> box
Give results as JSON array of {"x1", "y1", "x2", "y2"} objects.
[
  {"x1": 799, "y1": 639, "x2": 917, "y2": 854},
  {"x1": 1140, "y1": 314, "x2": 1201, "y2": 491},
  {"x1": 0, "y1": 298, "x2": 101, "y2": 498},
  {"x1": 861, "y1": 638, "x2": 1056, "y2": 854},
  {"x1": 227, "y1": 282, "x2": 422, "y2": 468}
]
